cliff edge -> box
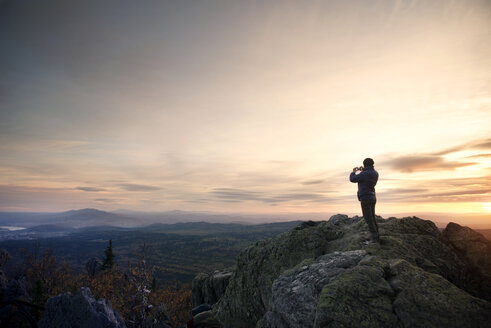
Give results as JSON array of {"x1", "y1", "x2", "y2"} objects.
[{"x1": 193, "y1": 215, "x2": 491, "y2": 328}]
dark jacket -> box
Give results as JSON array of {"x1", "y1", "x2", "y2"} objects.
[{"x1": 349, "y1": 165, "x2": 378, "y2": 201}]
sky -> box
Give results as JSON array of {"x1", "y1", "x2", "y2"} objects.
[{"x1": 1, "y1": 0, "x2": 490, "y2": 225}]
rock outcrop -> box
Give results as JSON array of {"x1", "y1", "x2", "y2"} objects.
[
  {"x1": 259, "y1": 250, "x2": 367, "y2": 327},
  {"x1": 442, "y1": 222, "x2": 491, "y2": 298},
  {"x1": 39, "y1": 287, "x2": 126, "y2": 328},
  {"x1": 192, "y1": 215, "x2": 491, "y2": 328},
  {"x1": 142, "y1": 303, "x2": 173, "y2": 328},
  {"x1": 192, "y1": 268, "x2": 234, "y2": 307}
]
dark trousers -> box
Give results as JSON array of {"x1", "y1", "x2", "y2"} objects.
[{"x1": 361, "y1": 200, "x2": 379, "y2": 239}]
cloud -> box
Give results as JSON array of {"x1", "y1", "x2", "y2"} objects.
[
  {"x1": 428, "y1": 188, "x2": 491, "y2": 197},
  {"x1": 377, "y1": 174, "x2": 491, "y2": 203},
  {"x1": 465, "y1": 153, "x2": 491, "y2": 159},
  {"x1": 432, "y1": 138, "x2": 491, "y2": 156},
  {"x1": 379, "y1": 138, "x2": 491, "y2": 172},
  {"x1": 210, "y1": 187, "x2": 331, "y2": 204},
  {"x1": 376, "y1": 188, "x2": 429, "y2": 202},
  {"x1": 75, "y1": 186, "x2": 105, "y2": 192},
  {"x1": 210, "y1": 188, "x2": 271, "y2": 202},
  {"x1": 118, "y1": 183, "x2": 160, "y2": 192},
  {"x1": 382, "y1": 188, "x2": 428, "y2": 194},
  {"x1": 302, "y1": 179, "x2": 324, "y2": 185},
  {"x1": 473, "y1": 140, "x2": 491, "y2": 149},
  {"x1": 274, "y1": 193, "x2": 331, "y2": 203},
  {"x1": 404, "y1": 192, "x2": 490, "y2": 203},
  {"x1": 0, "y1": 138, "x2": 92, "y2": 152},
  {"x1": 382, "y1": 155, "x2": 476, "y2": 173},
  {"x1": 94, "y1": 198, "x2": 116, "y2": 203},
  {"x1": 0, "y1": 184, "x2": 90, "y2": 211}
]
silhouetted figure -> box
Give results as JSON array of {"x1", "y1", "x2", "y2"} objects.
[{"x1": 350, "y1": 158, "x2": 379, "y2": 242}]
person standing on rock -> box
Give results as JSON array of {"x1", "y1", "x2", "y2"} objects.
[{"x1": 350, "y1": 158, "x2": 380, "y2": 242}]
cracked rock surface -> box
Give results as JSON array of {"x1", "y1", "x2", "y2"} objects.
[
  {"x1": 205, "y1": 215, "x2": 491, "y2": 328},
  {"x1": 192, "y1": 268, "x2": 234, "y2": 307},
  {"x1": 259, "y1": 251, "x2": 491, "y2": 328},
  {"x1": 39, "y1": 287, "x2": 126, "y2": 328},
  {"x1": 258, "y1": 250, "x2": 367, "y2": 328}
]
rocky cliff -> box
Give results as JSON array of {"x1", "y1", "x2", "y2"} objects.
[
  {"x1": 192, "y1": 268, "x2": 234, "y2": 307},
  {"x1": 192, "y1": 215, "x2": 491, "y2": 328},
  {"x1": 39, "y1": 287, "x2": 126, "y2": 328}
]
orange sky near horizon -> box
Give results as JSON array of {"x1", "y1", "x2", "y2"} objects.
[{"x1": 0, "y1": 0, "x2": 490, "y2": 226}]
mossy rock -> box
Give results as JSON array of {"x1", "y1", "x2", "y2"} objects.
[
  {"x1": 389, "y1": 259, "x2": 491, "y2": 328},
  {"x1": 314, "y1": 258, "x2": 491, "y2": 328},
  {"x1": 198, "y1": 215, "x2": 491, "y2": 327},
  {"x1": 315, "y1": 263, "x2": 397, "y2": 328},
  {"x1": 216, "y1": 222, "x2": 344, "y2": 327}
]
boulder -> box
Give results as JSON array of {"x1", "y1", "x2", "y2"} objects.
[
  {"x1": 39, "y1": 287, "x2": 126, "y2": 328},
  {"x1": 192, "y1": 268, "x2": 233, "y2": 307},
  {"x1": 442, "y1": 222, "x2": 491, "y2": 274},
  {"x1": 192, "y1": 310, "x2": 221, "y2": 328},
  {"x1": 143, "y1": 303, "x2": 173, "y2": 328},
  {"x1": 326, "y1": 214, "x2": 360, "y2": 227},
  {"x1": 314, "y1": 257, "x2": 398, "y2": 328},
  {"x1": 313, "y1": 257, "x2": 491, "y2": 328},
  {"x1": 386, "y1": 259, "x2": 491, "y2": 328},
  {"x1": 216, "y1": 220, "x2": 343, "y2": 327},
  {"x1": 190, "y1": 304, "x2": 212, "y2": 317},
  {"x1": 258, "y1": 250, "x2": 366, "y2": 328},
  {"x1": 442, "y1": 222, "x2": 491, "y2": 300}
]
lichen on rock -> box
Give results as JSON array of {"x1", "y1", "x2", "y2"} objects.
[
  {"x1": 192, "y1": 215, "x2": 491, "y2": 328},
  {"x1": 259, "y1": 250, "x2": 367, "y2": 328}
]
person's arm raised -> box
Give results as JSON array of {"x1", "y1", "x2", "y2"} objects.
[{"x1": 350, "y1": 170, "x2": 361, "y2": 183}]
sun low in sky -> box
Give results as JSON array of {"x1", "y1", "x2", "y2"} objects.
[{"x1": 0, "y1": 0, "x2": 490, "y2": 226}]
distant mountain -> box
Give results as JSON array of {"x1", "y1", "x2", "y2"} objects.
[
  {"x1": 114, "y1": 209, "x2": 276, "y2": 225},
  {"x1": 0, "y1": 208, "x2": 291, "y2": 231},
  {"x1": 0, "y1": 208, "x2": 138, "y2": 229},
  {"x1": 2, "y1": 208, "x2": 490, "y2": 232},
  {"x1": 51, "y1": 208, "x2": 138, "y2": 228}
]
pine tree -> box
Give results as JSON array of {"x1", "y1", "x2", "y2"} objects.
[
  {"x1": 101, "y1": 239, "x2": 115, "y2": 270},
  {"x1": 32, "y1": 279, "x2": 44, "y2": 304},
  {"x1": 151, "y1": 277, "x2": 157, "y2": 291},
  {"x1": 31, "y1": 279, "x2": 45, "y2": 320}
]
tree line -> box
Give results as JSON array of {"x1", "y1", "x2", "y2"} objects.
[{"x1": 16, "y1": 239, "x2": 192, "y2": 327}]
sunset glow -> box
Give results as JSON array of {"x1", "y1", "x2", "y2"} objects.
[
  {"x1": 483, "y1": 203, "x2": 491, "y2": 213},
  {"x1": 1, "y1": 0, "x2": 490, "y2": 226}
]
